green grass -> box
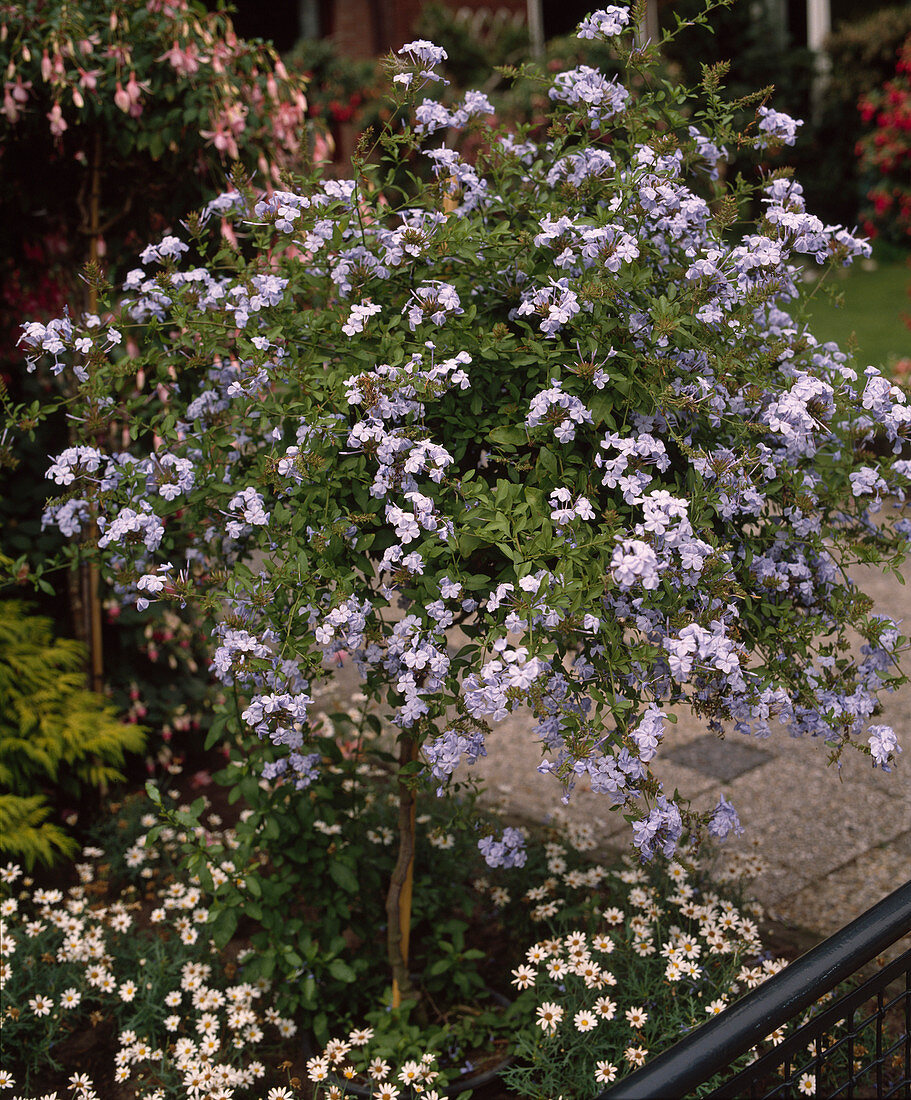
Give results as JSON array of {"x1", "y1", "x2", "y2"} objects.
[{"x1": 797, "y1": 253, "x2": 910, "y2": 372}]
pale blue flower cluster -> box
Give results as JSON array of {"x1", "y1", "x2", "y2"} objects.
[
  {"x1": 25, "y1": 11, "x2": 910, "y2": 863},
  {"x1": 478, "y1": 827, "x2": 527, "y2": 869}
]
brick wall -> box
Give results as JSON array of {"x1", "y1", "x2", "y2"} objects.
[{"x1": 327, "y1": 0, "x2": 527, "y2": 59}]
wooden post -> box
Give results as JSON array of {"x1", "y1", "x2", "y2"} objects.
[{"x1": 526, "y1": 0, "x2": 544, "y2": 61}]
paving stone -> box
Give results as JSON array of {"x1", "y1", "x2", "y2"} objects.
[
  {"x1": 891, "y1": 830, "x2": 911, "y2": 857},
  {"x1": 662, "y1": 733, "x2": 773, "y2": 781},
  {"x1": 779, "y1": 845, "x2": 911, "y2": 947}
]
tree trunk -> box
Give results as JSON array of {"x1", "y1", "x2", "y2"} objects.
[
  {"x1": 386, "y1": 733, "x2": 418, "y2": 1007},
  {"x1": 80, "y1": 131, "x2": 105, "y2": 695}
]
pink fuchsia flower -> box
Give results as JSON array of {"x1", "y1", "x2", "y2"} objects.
[
  {"x1": 11, "y1": 77, "x2": 31, "y2": 103},
  {"x1": 47, "y1": 102, "x2": 67, "y2": 137},
  {"x1": 158, "y1": 40, "x2": 207, "y2": 76},
  {"x1": 114, "y1": 80, "x2": 131, "y2": 112},
  {"x1": 2, "y1": 86, "x2": 18, "y2": 123},
  {"x1": 114, "y1": 73, "x2": 147, "y2": 116}
]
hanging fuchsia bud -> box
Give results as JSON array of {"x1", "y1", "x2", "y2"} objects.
[
  {"x1": 47, "y1": 102, "x2": 67, "y2": 136},
  {"x1": 125, "y1": 72, "x2": 143, "y2": 116},
  {"x1": 2, "y1": 86, "x2": 18, "y2": 123},
  {"x1": 114, "y1": 80, "x2": 130, "y2": 112},
  {"x1": 41, "y1": 49, "x2": 52, "y2": 81}
]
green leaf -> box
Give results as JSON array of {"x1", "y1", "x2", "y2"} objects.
[
  {"x1": 488, "y1": 425, "x2": 527, "y2": 447},
  {"x1": 301, "y1": 975, "x2": 317, "y2": 1009},
  {"x1": 328, "y1": 958, "x2": 357, "y2": 983},
  {"x1": 209, "y1": 907, "x2": 238, "y2": 950},
  {"x1": 328, "y1": 862, "x2": 358, "y2": 894}
]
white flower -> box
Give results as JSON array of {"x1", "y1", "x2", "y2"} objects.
[
  {"x1": 626, "y1": 1006, "x2": 648, "y2": 1028},
  {"x1": 594, "y1": 1061, "x2": 618, "y2": 1084},
  {"x1": 536, "y1": 1001, "x2": 564, "y2": 1032},
  {"x1": 574, "y1": 1009, "x2": 597, "y2": 1032},
  {"x1": 546, "y1": 957, "x2": 569, "y2": 980},
  {"x1": 398, "y1": 1062, "x2": 423, "y2": 1086},
  {"x1": 368, "y1": 1058, "x2": 390, "y2": 1080},
  {"x1": 511, "y1": 964, "x2": 536, "y2": 990},
  {"x1": 29, "y1": 994, "x2": 53, "y2": 1016}
]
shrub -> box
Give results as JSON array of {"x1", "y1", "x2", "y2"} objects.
[
  {"x1": 13, "y1": 0, "x2": 910, "y2": 1011},
  {"x1": 0, "y1": 600, "x2": 145, "y2": 866},
  {"x1": 856, "y1": 35, "x2": 911, "y2": 246},
  {"x1": 0, "y1": 0, "x2": 321, "y2": 765},
  {"x1": 0, "y1": 853, "x2": 296, "y2": 1093},
  {"x1": 0, "y1": 0, "x2": 313, "y2": 295},
  {"x1": 286, "y1": 36, "x2": 382, "y2": 145},
  {"x1": 816, "y1": 5, "x2": 911, "y2": 228}
]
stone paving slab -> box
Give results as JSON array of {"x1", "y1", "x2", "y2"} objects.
[{"x1": 662, "y1": 734, "x2": 773, "y2": 782}]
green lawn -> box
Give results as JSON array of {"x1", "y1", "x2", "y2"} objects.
[{"x1": 797, "y1": 254, "x2": 910, "y2": 372}]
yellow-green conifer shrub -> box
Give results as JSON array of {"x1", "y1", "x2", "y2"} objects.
[{"x1": 0, "y1": 601, "x2": 146, "y2": 867}]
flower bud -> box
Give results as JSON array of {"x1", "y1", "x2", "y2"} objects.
[{"x1": 114, "y1": 80, "x2": 130, "y2": 112}]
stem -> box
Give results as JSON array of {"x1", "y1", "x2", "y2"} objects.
[{"x1": 387, "y1": 733, "x2": 418, "y2": 1007}]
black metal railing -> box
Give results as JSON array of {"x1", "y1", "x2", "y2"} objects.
[{"x1": 600, "y1": 880, "x2": 911, "y2": 1099}]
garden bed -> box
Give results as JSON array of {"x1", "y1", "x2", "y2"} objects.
[{"x1": 2, "y1": 746, "x2": 831, "y2": 1100}]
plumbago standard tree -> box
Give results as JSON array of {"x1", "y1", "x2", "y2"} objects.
[{"x1": 13, "y1": 3, "x2": 910, "y2": 1006}]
